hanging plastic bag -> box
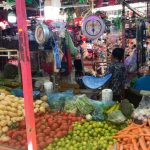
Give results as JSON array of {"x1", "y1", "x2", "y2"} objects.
[{"x1": 125, "y1": 49, "x2": 137, "y2": 73}]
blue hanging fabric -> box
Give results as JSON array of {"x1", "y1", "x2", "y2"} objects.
[{"x1": 53, "y1": 40, "x2": 61, "y2": 69}]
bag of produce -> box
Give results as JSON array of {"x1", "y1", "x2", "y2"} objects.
[
  {"x1": 120, "y1": 99, "x2": 134, "y2": 118},
  {"x1": 90, "y1": 100, "x2": 115, "y2": 121},
  {"x1": 107, "y1": 110, "x2": 126, "y2": 124},
  {"x1": 64, "y1": 97, "x2": 77, "y2": 113},
  {"x1": 76, "y1": 95, "x2": 94, "y2": 115},
  {"x1": 48, "y1": 91, "x2": 74, "y2": 111},
  {"x1": 132, "y1": 96, "x2": 150, "y2": 123},
  {"x1": 90, "y1": 100, "x2": 115, "y2": 109},
  {"x1": 92, "y1": 107, "x2": 105, "y2": 121},
  {"x1": 138, "y1": 95, "x2": 150, "y2": 109}
]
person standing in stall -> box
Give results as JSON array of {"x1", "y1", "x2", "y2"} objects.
[{"x1": 106, "y1": 48, "x2": 127, "y2": 101}]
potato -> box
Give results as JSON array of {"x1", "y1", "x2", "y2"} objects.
[
  {"x1": 41, "y1": 95, "x2": 48, "y2": 101},
  {"x1": 39, "y1": 106, "x2": 45, "y2": 113},
  {"x1": 35, "y1": 100, "x2": 43, "y2": 105},
  {"x1": 8, "y1": 112, "x2": 16, "y2": 117},
  {"x1": 0, "y1": 95, "x2": 5, "y2": 100},
  {"x1": 0, "y1": 135, "x2": 10, "y2": 142},
  {"x1": 0, "y1": 121, "x2": 7, "y2": 126},
  {"x1": 2, "y1": 126, "x2": 9, "y2": 133},
  {"x1": 0, "y1": 104, "x2": 5, "y2": 109},
  {"x1": 6, "y1": 106, "x2": 12, "y2": 111},
  {"x1": 0, "y1": 110, "x2": 3, "y2": 115},
  {"x1": 34, "y1": 108, "x2": 39, "y2": 113}
]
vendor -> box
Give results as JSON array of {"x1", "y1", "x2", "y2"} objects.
[
  {"x1": 133, "y1": 67, "x2": 150, "y2": 91},
  {"x1": 106, "y1": 48, "x2": 126, "y2": 101}
]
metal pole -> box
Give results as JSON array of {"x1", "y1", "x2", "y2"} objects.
[
  {"x1": 15, "y1": 0, "x2": 37, "y2": 150},
  {"x1": 122, "y1": 3, "x2": 126, "y2": 50},
  {"x1": 136, "y1": 20, "x2": 139, "y2": 73}
]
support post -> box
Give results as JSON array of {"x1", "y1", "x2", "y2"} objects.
[
  {"x1": 122, "y1": 3, "x2": 126, "y2": 50},
  {"x1": 15, "y1": 0, "x2": 37, "y2": 150}
]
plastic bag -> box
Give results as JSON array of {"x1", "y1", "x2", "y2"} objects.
[
  {"x1": 75, "y1": 95, "x2": 94, "y2": 115},
  {"x1": 48, "y1": 91, "x2": 74, "y2": 111},
  {"x1": 138, "y1": 95, "x2": 150, "y2": 109},
  {"x1": 64, "y1": 97, "x2": 77, "y2": 113},
  {"x1": 92, "y1": 107, "x2": 105, "y2": 121},
  {"x1": 107, "y1": 110, "x2": 126, "y2": 124},
  {"x1": 90, "y1": 100, "x2": 115, "y2": 121},
  {"x1": 90, "y1": 100, "x2": 115, "y2": 109},
  {"x1": 125, "y1": 49, "x2": 137, "y2": 73}
]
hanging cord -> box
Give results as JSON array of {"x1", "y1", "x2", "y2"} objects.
[
  {"x1": 39, "y1": 0, "x2": 43, "y2": 23},
  {"x1": 91, "y1": 0, "x2": 94, "y2": 14},
  {"x1": 83, "y1": 0, "x2": 94, "y2": 18}
]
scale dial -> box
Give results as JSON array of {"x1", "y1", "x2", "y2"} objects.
[
  {"x1": 82, "y1": 15, "x2": 105, "y2": 40},
  {"x1": 35, "y1": 24, "x2": 50, "y2": 45}
]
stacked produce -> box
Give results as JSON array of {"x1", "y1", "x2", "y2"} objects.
[
  {"x1": 105, "y1": 99, "x2": 135, "y2": 125},
  {"x1": 112, "y1": 120, "x2": 150, "y2": 150},
  {"x1": 132, "y1": 96, "x2": 150, "y2": 124},
  {"x1": 45, "y1": 121, "x2": 126, "y2": 150},
  {"x1": 76, "y1": 95, "x2": 94, "y2": 115},
  {"x1": 0, "y1": 112, "x2": 83, "y2": 150},
  {"x1": 0, "y1": 93, "x2": 49, "y2": 141}
]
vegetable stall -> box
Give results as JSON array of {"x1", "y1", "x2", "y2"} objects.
[{"x1": 0, "y1": 0, "x2": 150, "y2": 150}]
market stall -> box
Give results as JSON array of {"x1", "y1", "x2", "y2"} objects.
[{"x1": 0, "y1": 0, "x2": 150, "y2": 150}]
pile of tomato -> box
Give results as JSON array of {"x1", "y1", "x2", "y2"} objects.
[{"x1": 0, "y1": 112, "x2": 83, "y2": 150}]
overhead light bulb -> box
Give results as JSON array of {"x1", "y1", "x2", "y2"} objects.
[{"x1": 8, "y1": 12, "x2": 17, "y2": 23}]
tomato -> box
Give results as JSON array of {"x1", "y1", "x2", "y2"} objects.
[
  {"x1": 44, "y1": 128, "x2": 51, "y2": 135},
  {"x1": 20, "y1": 139, "x2": 26, "y2": 145},
  {"x1": 38, "y1": 136, "x2": 44, "y2": 143},
  {"x1": 37, "y1": 133, "x2": 45, "y2": 137},
  {"x1": 39, "y1": 142, "x2": 46, "y2": 149},
  {"x1": 7, "y1": 130, "x2": 14, "y2": 137},
  {"x1": 40, "y1": 125, "x2": 46, "y2": 130}
]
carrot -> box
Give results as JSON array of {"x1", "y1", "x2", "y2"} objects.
[
  {"x1": 130, "y1": 145, "x2": 133, "y2": 150},
  {"x1": 139, "y1": 128, "x2": 144, "y2": 134},
  {"x1": 145, "y1": 136, "x2": 150, "y2": 141},
  {"x1": 123, "y1": 144, "x2": 132, "y2": 149},
  {"x1": 140, "y1": 134, "x2": 150, "y2": 137},
  {"x1": 113, "y1": 135, "x2": 137, "y2": 139},
  {"x1": 132, "y1": 138, "x2": 139, "y2": 150},
  {"x1": 123, "y1": 138, "x2": 129, "y2": 142},
  {"x1": 148, "y1": 119, "x2": 150, "y2": 127},
  {"x1": 116, "y1": 142, "x2": 120, "y2": 150},
  {"x1": 139, "y1": 136, "x2": 148, "y2": 150},
  {"x1": 119, "y1": 144, "x2": 123, "y2": 150},
  {"x1": 143, "y1": 128, "x2": 150, "y2": 134}
]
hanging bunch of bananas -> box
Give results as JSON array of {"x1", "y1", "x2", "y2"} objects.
[{"x1": 106, "y1": 102, "x2": 120, "y2": 114}]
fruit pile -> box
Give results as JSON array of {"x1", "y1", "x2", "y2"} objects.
[
  {"x1": 45, "y1": 121, "x2": 126, "y2": 150},
  {"x1": 0, "y1": 112, "x2": 83, "y2": 150}
]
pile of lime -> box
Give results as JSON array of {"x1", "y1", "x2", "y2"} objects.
[{"x1": 45, "y1": 121, "x2": 126, "y2": 150}]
